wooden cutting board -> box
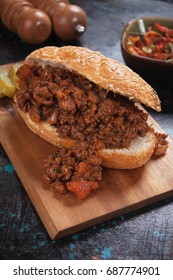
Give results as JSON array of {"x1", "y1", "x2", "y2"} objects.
[{"x1": 0, "y1": 76, "x2": 173, "y2": 240}]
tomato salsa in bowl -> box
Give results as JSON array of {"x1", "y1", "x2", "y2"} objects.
[{"x1": 121, "y1": 17, "x2": 173, "y2": 84}]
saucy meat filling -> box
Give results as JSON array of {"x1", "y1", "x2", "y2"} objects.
[
  {"x1": 15, "y1": 63, "x2": 168, "y2": 199},
  {"x1": 44, "y1": 144, "x2": 102, "y2": 199}
]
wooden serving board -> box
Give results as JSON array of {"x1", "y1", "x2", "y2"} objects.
[{"x1": 0, "y1": 78, "x2": 173, "y2": 240}]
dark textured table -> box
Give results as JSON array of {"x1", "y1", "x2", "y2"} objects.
[{"x1": 0, "y1": 0, "x2": 173, "y2": 260}]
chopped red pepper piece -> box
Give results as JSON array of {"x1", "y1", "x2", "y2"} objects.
[
  {"x1": 154, "y1": 22, "x2": 173, "y2": 37},
  {"x1": 126, "y1": 22, "x2": 173, "y2": 62},
  {"x1": 66, "y1": 181, "x2": 100, "y2": 199}
]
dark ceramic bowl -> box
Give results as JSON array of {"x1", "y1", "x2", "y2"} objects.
[{"x1": 121, "y1": 17, "x2": 173, "y2": 84}]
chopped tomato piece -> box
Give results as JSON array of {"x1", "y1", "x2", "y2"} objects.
[
  {"x1": 66, "y1": 181, "x2": 100, "y2": 199},
  {"x1": 126, "y1": 22, "x2": 173, "y2": 62}
]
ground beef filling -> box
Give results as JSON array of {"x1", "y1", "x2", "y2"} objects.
[
  {"x1": 153, "y1": 132, "x2": 168, "y2": 157},
  {"x1": 44, "y1": 145, "x2": 102, "y2": 199},
  {"x1": 16, "y1": 64, "x2": 152, "y2": 198},
  {"x1": 16, "y1": 64, "x2": 149, "y2": 147}
]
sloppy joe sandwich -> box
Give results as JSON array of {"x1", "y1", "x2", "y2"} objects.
[{"x1": 14, "y1": 46, "x2": 168, "y2": 199}]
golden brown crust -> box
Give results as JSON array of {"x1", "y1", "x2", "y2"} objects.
[{"x1": 26, "y1": 46, "x2": 161, "y2": 111}]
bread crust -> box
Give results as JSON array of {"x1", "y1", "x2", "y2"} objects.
[
  {"x1": 26, "y1": 46, "x2": 161, "y2": 111},
  {"x1": 17, "y1": 108, "x2": 75, "y2": 149},
  {"x1": 97, "y1": 130, "x2": 156, "y2": 169}
]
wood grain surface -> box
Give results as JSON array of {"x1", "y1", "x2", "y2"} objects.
[{"x1": 0, "y1": 92, "x2": 173, "y2": 239}]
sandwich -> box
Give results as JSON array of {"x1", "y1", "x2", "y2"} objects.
[{"x1": 14, "y1": 46, "x2": 168, "y2": 199}]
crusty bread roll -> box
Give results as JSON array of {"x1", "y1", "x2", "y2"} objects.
[{"x1": 15, "y1": 46, "x2": 161, "y2": 169}]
